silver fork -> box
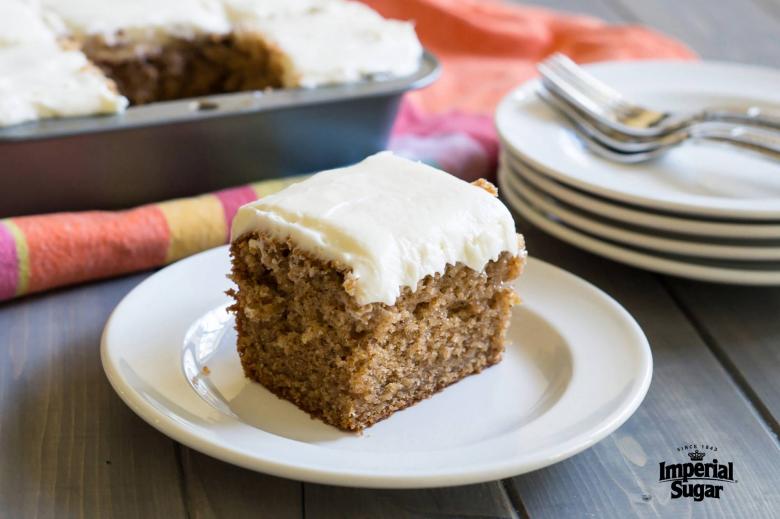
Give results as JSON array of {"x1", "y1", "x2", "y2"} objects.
[
  {"x1": 537, "y1": 87, "x2": 780, "y2": 164},
  {"x1": 538, "y1": 53, "x2": 780, "y2": 137}
]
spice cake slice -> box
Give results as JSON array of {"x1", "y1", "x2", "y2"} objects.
[{"x1": 229, "y1": 152, "x2": 526, "y2": 432}]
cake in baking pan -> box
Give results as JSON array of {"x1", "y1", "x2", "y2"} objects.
[
  {"x1": 41, "y1": 0, "x2": 235, "y2": 105},
  {"x1": 228, "y1": 152, "x2": 526, "y2": 431},
  {"x1": 0, "y1": 0, "x2": 422, "y2": 126},
  {"x1": 0, "y1": 1, "x2": 127, "y2": 126},
  {"x1": 227, "y1": 0, "x2": 422, "y2": 88}
]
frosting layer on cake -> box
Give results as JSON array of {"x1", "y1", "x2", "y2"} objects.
[
  {"x1": 0, "y1": 0, "x2": 421, "y2": 127},
  {"x1": 230, "y1": 1, "x2": 422, "y2": 87},
  {"x1": 42, "y1": 0, "x2": 231, "y2": 46},
  {"x1": 231, "y1": 152, "x2": 520, "y2": 306},
  {"x1": 0, "y1": 0, "x2": 59, "y2": 48},
  {"x1": 0, "y1": 42, "x2": 129, "y2": 127}
]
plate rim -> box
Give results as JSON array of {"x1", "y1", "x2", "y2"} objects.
[
  {"x1": 503, "y1": 151, "x2": 780, "y2": 240},
  {"x1": 101, "y1": 245, "x2": 653, "y2": 488},
  {"x1": 498, "y1": 164, "x2": 780, "y2": 286},
  {"x1": 502, "y1": 157, "x2": 780, "y2": 261},
  {"x1": 495, "y1": 59, "x2": 780, "y2": 220}
]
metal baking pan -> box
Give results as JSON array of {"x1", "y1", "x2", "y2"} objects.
[{"x1": 0, "y1": 52, "x2": 439, "y2": 217}]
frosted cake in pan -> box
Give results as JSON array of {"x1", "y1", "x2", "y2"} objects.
[
  {"x1": 0, "y1": 0, "x2": 126, "y2": 126},
  {"x1": 0, "y1": 0, "x2": 422, "y2": 125}
]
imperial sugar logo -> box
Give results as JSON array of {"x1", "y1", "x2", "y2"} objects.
[{"x1": 658, "y1": 444, "x2": 737, "y2": 502}]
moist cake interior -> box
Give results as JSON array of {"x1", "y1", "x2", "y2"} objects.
[
  {"x1": 81, "y1": 34, "x2": 287, "y2": 105},
  {"x1": 229, "y1": 232, "x2": 524, "y2": 432}
]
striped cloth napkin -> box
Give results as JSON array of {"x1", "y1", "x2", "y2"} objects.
[{"x1": 0, "y1": 0, "x2": 693, "y2": 302}]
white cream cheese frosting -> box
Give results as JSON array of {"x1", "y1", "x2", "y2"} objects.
[
  {"x1": 42, "y1": 0, "x2": 231, "y2": 46},
  {"x1": 0, "y1": 0, "x2": 59, "y2": 48},
  {"x1": 0, "y1": 0, "x2": 421, "y2": 127},
  {"x1": 232, "y1": 1, "x2": 422, "y2": 87},
  {"x1": 231, "y1": 152, "x2": 521, "y2": 306},
  {"x1": 222, "y1": 0, "x2": 336, "y2": 20},
  {"x1": 0, "y1": 43, "x2": 129, "y2": 127}
]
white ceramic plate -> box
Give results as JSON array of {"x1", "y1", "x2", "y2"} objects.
[
  {"x1": 502, "y1": 156, "x2": 780, "y2": 261},
  {"x1": 503, "y1": 152, "x2": 780, "y2": 240},
  {"x1": 499, "y1": 164, "x2": 780, "y2": 285},
  {"x1": 496, "y1": 60, "x2": 780, "y2": 220},
  {"x1": 102, "y1": 246, "x2": 652, "y2": 488}
]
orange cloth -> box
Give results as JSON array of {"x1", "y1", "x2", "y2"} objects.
[{"x1": 362, "y1": 0, "x2": 695, "y2": 113}]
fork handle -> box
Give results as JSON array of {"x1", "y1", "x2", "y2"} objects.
[
  {"x1": 691, "y1": 124, "x2": 780, "y2": 162},
  {"x1": 703, "y1": 107, "x2": 780, "y2": 131}
]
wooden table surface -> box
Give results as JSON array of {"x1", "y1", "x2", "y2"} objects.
[{"x1": 2, "y1": 1, "x2": 780, "y2": 517}]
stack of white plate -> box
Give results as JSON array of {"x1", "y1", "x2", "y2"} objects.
[{"x1": 495, "y1": 60, "x2": 780, "y2": 285}]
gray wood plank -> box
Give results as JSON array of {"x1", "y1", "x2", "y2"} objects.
[
  {"x1": 662, "y1": 280, "x2": 780, "y2": 435},
  {"x1": 752, "y1": 0, "x2": 780, "y2": 23},
  {"x1": 609, "y1": 0, "x2": 780, "y2": 66},
  {"x1": 504, "y1": 224, "x2": 780, "y2": 519},
  {"x1": 304, "y1": 482, "x2": 520, "y2": 519},
  {"x1": 178, "y1": 447, "x2": 303, "y2": 519},
  {"x1": 524, "y1": 0, "x2": 780, "y2": 67},
  {"x1": 0, "y1": 274, "x2": 188, "y2": 519},
  {"x1": 522, "y1": 0, "x2": 625, "y2": 22}
]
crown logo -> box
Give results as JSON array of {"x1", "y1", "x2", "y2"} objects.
[{"x1": 688, "y1": 449, "x2": 706, "y2": 461}]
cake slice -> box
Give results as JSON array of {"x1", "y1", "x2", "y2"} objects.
[
  {"x1": 229, "y1": 152, "x2": 526, "y2": 431},
  {"x1": 228, "y1": 1, "x2": 422, "y2": 88}
]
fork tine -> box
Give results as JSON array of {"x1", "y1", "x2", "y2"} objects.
[
  {"x1": 541, "y1": 54, "x2": 636, "y2": 116},
  {"x1": 537, "y1": 63, "x2": 627, "y2": 132},
  {"x1": 540, "y1": 56, "x2": 615, "y2": 106},
  {"x1": 539, "y1": 61, "x2": 624, "y2": 119},
  {"x1": 535, "y1": 86, "x2": 668, "y2": 162},
  {"x1": 538, "y1": 86, "x2": 681, "y2": 152},
  {"x1": 546, "y1": 55, "x2": 633, "y2": 110},
  {"x1": 548, "y1": 55, "x2": 626, "y2": 101},
  {"x1": 539, "y1": 54, "x2": 671, "y2": 136}
]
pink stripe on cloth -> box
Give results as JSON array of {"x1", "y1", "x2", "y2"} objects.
[
  {"x1": 393, "y1": 100, "x2": 496, "y2": 150},
  {"x1": 214, "y1": 185, "x2": 260, "y2": 240},
  {"x1": 391, "y1": 99, "x2": 497, "y2": 181},
  {"x1": 390, "y1": 132, "x2": 492, "y2": 183},
  {"x1": 0, "y1": 223, "x2": 18, "y2": 299}
]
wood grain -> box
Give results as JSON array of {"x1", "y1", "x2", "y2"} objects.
[
  {"x1": 178, "y1": 447, "x2": 303, "y2": 519},
  {"x1": 662, "y1": 280, "x2": 780, "y2": 435},
  {"x1": 527, "y1": 0, "x2": 624, "y2": 21},
  {"x1": 503, "y1": 226, "x2": 780, "y2": 518},
  {"x1": 303, "y1": 482, "x2": 520, "y2": 519},
  {"x1": 609, "y1": 0, "x2": 780, "y2": 66},
  {"x1": 0, "y1": 274, "x2": 187, "y2": 518}
]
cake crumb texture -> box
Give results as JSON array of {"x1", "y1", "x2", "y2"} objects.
[{"x1": 229, "y1": 232, "x2": 525, "y2": 432}]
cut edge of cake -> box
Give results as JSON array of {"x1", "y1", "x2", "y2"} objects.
[
  {"x1": 227, "y1": 152, "x2": 526, "y2": 432},
  {"x1": 0, "y1": 0, "x2": 423, "y2": 126}
]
